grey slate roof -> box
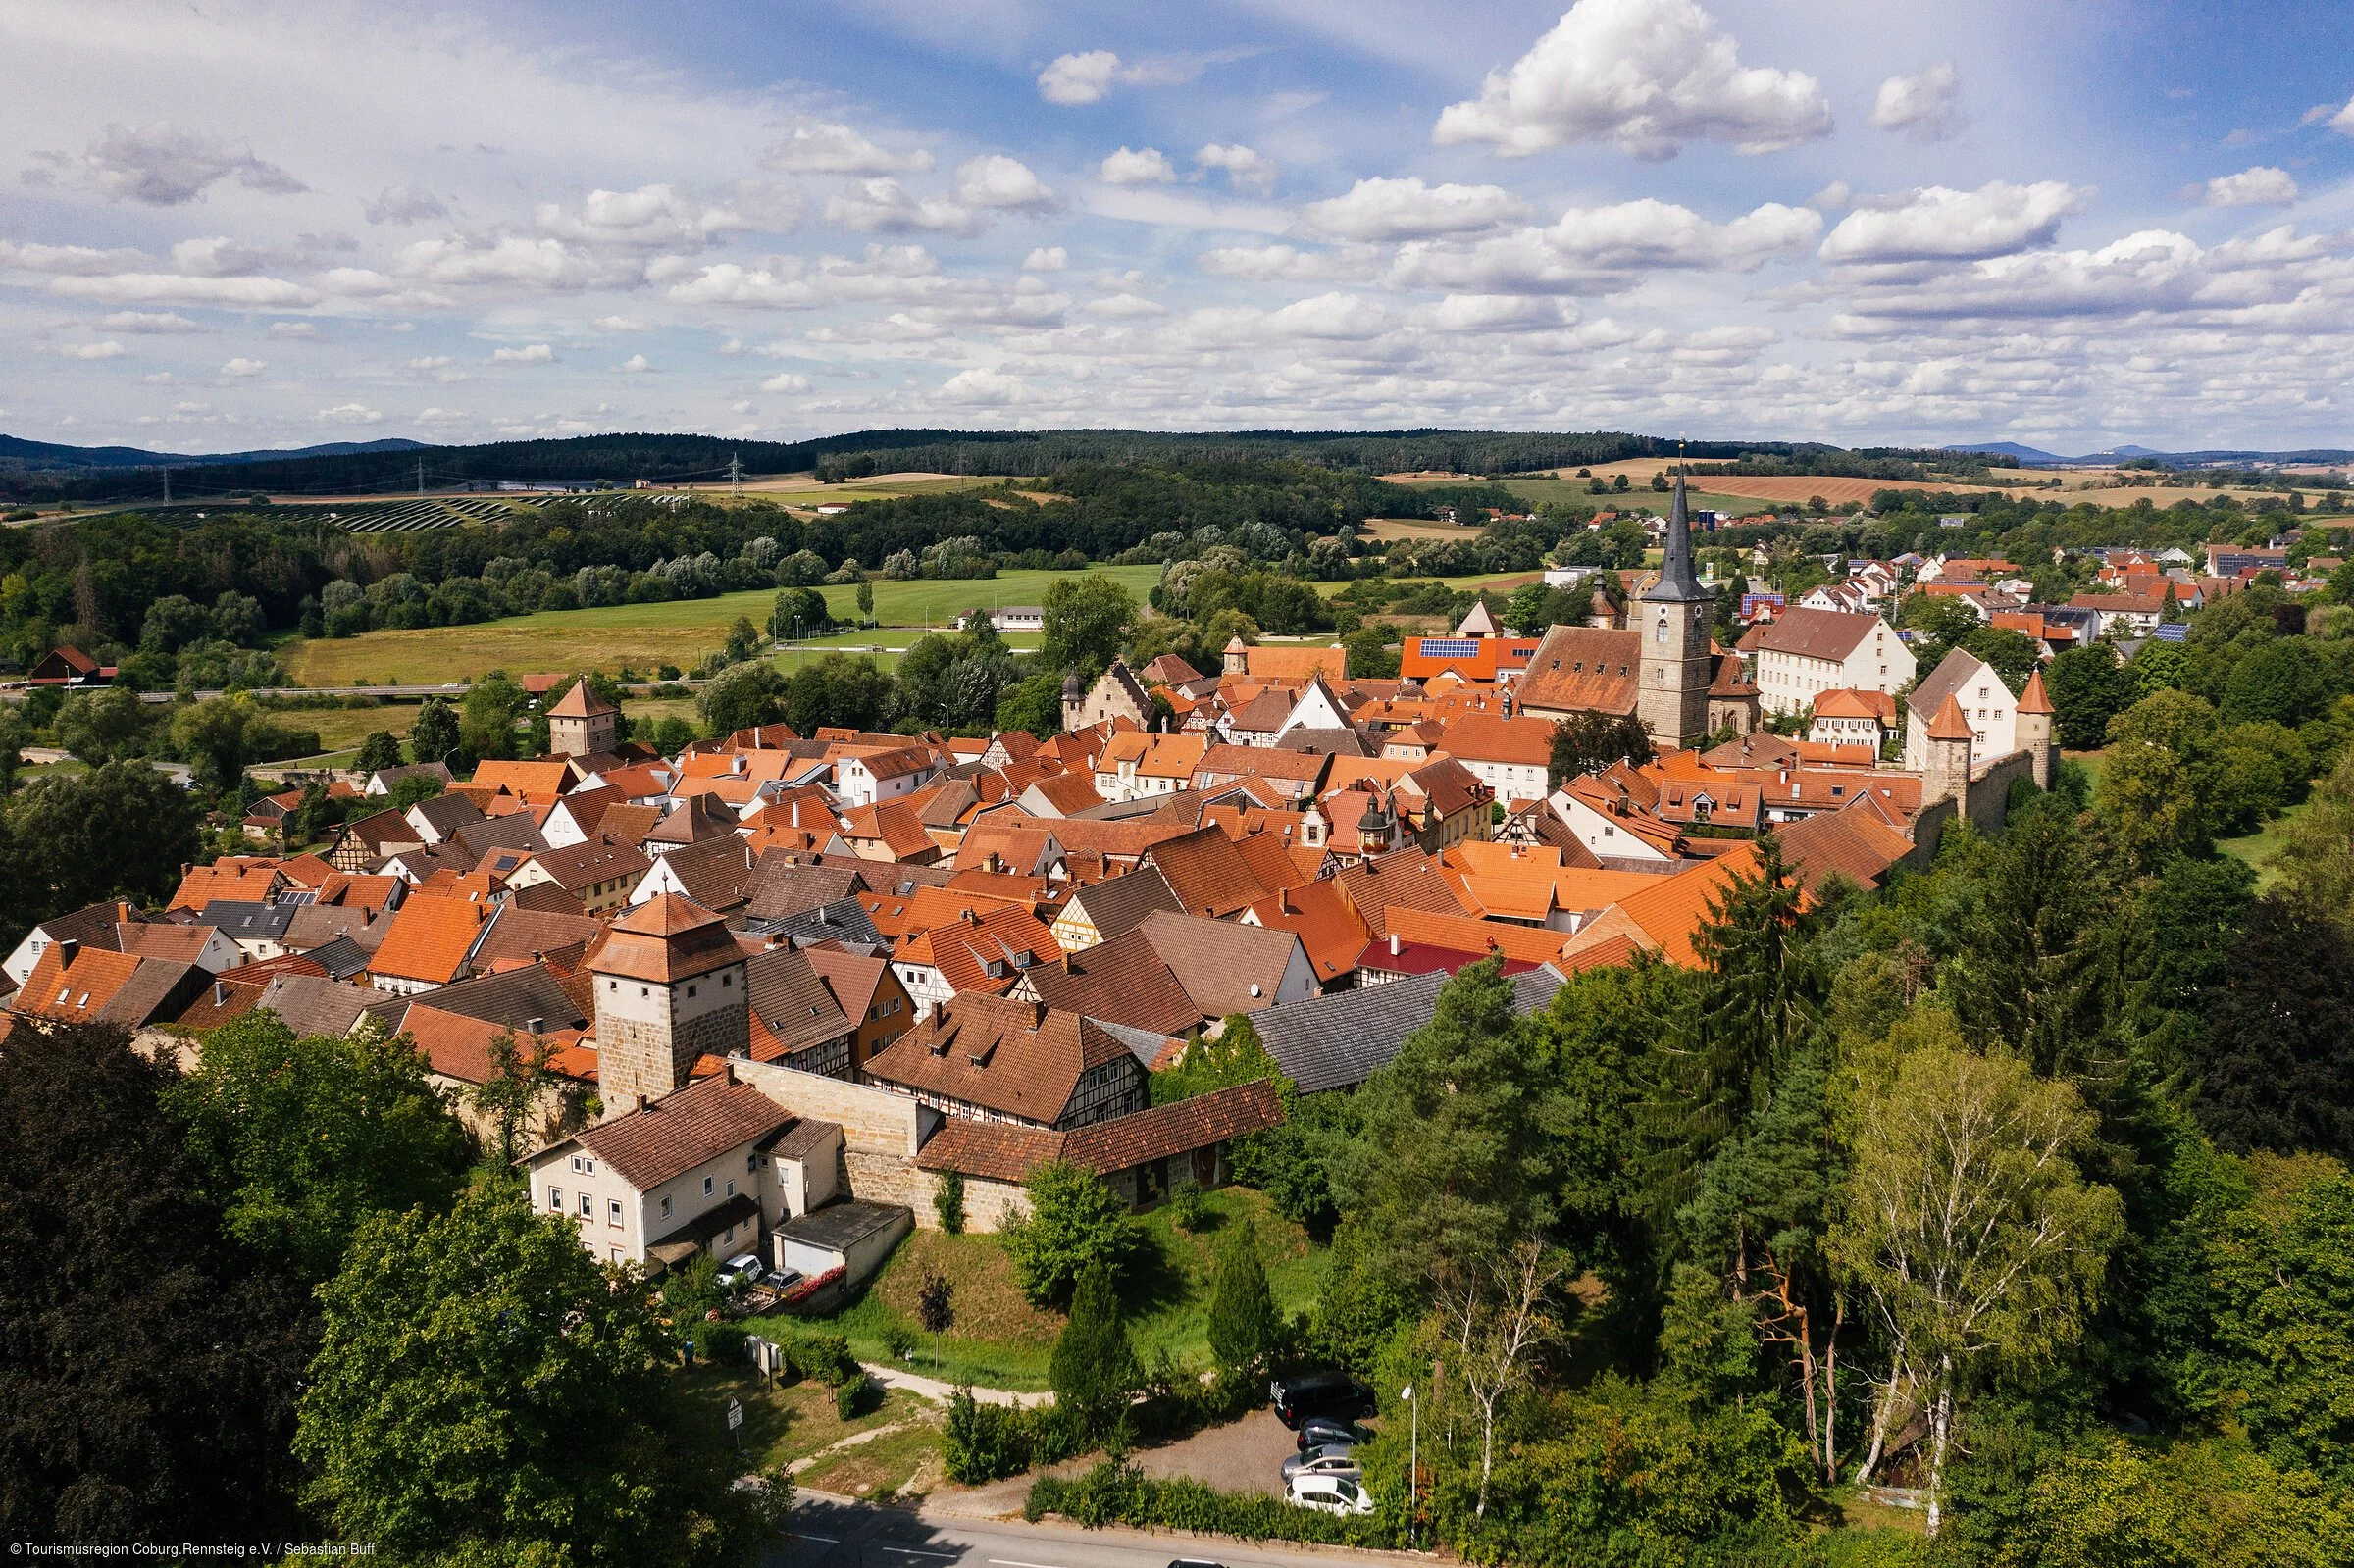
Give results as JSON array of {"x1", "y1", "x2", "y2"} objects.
[
  {"x1": 774, "y1": 1197, "x2": 909, "y2": 1252},
  {"x1": 743, "y1": 896, "x2": 884, "y2": 949},
  {"x1": 1246, "y1": 964, "x2": 1567, "y2": 1094},
  {"x1": 199, "y1": 901, "x2": 296, "y2": 942},
  {"x1": 254, "y1": 974, "x2": 377, "y2": 1038},
  {"x1": 305, "y1": 935, "x2": 370, "y2": 981}
]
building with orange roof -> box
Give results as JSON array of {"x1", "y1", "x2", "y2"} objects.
[
  {"x1": 1093, "y1": 732, "x2": 1209, "y2": 804},
  {"x1": 10, "y1": 941, "x2": 212, "y2": 1029},
  {"x1": 473, "y1": 759, "x2": 576, "y2": 798},
  {"x1": 545, "y1": 677, "x2": 620, "y2": 757},
  {"x1": 1808, "y1": 688, "x2": 1897, "y2": 751},
  {"x1": 891, "y1": 897, "x2": 1063, "y2": 1005},
  {"x1": 1555, "y1": 774, "x2": 1683, "y2": 864},
  {"x1": 168, "y1": 857, "x2": 286, "y2": 912},
  {"x1": 1559, "y1": 841, "x2": 1763, "y2": 968},
  {"x1": 367, "y1": 894, "x2": 493, "y2": 995},
  {"x1": 801, "y1": 943, "x2": 917, "y2": 1067},
  {"x1": 1221, "y1": 638, "x2": 1349, "y2": 683},
  {"x1": 588, "y1": 893, "x2": 751, "y2": 1112},
  {"x1": 1399, "y1": 635, "x2": 1542, "y2": 683}
]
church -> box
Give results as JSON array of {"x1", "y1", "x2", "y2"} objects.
[{"x1": 1512, "y1": 475, "x2": 1758, "y2": 748}]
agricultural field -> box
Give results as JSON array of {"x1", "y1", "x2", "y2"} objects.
[{"x1": 281, "y1": 565, "x2": 1159, "y2": 687}]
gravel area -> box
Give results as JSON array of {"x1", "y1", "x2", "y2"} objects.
[{"x1": 1131, "y1": 1407, "x2": 1302, "y2": 1496}]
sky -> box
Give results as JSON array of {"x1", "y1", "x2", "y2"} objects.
[{"x1": 8, "y1": 0, "x2": 2354, "y2": 457}]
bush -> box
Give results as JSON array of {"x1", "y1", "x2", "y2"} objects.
[
  {"x1": 1002, "y1": 1159, "x2": 1143, "y2": 1306},
  {"x1": 834, "y1": 1372, "x2": 874, "y2": 1421},
  {"x1": 943, "y1": 1389, "x2": 1032, "y2": 1484},
  {"x1": 1166, "y1": 1178, "x2": 1207, "y2": 1233},
  {"x1": 776, "y1": 1329, "x2": 856, "y2": 1386},
  {"x1": 882, "y1": 1321, "x2": 919, "y2": 1362},
  {"x1": 702, "y1": 1323, "x2": 748, "y2": 1364},
  {"x1": 935, "y1": 1169, "x2": 966, "y2": 1235},
  {"x1": 1027, "y1": 1461, "x2": 1397, "y2": 1547}
]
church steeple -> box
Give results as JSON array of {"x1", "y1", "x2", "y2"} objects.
[{"x1": 1647, "y1": 470, "x2": 1710, "y2": 603}]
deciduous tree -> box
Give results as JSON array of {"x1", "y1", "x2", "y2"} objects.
[{"x1": 1003, "y1": 1159, "x2": 1142, "y2": 1306}]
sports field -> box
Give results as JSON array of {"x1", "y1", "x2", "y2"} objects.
[{"x1": 281, "y1": 565, "x2": 1160, "y2": 687}]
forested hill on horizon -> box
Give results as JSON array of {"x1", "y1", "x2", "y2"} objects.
[{"x1": 1, "y1": 427, "x2": 2004, "y2": 504}]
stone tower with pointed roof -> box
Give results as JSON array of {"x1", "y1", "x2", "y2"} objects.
[
  {"x1": 547, "y1": 674, "x2": 619, "y2": 758},
  {"x1": 1923, "y1": 692, "x2": 1975, "y2": 809},
  {"x1": 2017, "y1": 665, "x2": 2057, "y2": 789},
  {"x1": 590, "y1": 892, "x2": 748, "y2": 1114},
  {"x1": 1635, "y1": 473, "x2": 1714, "y2": 750}
]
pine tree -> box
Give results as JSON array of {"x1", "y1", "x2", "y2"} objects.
[
  {"x1": 1206, "y1": 1225, "x2": 1280, "y2": 1381},
  {"x1": 1049, "y1": 1263, "x2": 1141, "y2": 1438}
]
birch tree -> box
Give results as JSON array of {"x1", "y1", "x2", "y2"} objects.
[
  {"x1": 1829, "y1": 1040, "x2": 2123, "y2": 1537},
  {"x1": 1434, "y1": 1235, "x2": 1569, "y2": 1518}
]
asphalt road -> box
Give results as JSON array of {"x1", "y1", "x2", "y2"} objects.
[{"x1": 772, "y1": 1497, "x2": 1415, "y2": 1568}]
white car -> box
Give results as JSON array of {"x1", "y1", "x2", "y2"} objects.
[
  {"x1": 716, "y1": 1253, "x2": 766, "y2": 1289},
  {"x1": 1287, "y1": 1474, "x2": 1373, "y2": 1516}
]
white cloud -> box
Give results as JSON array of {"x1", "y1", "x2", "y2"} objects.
[
  {"x1": 366, "y1": 184, "x2": 447, "y2": 225},
  {"x1": 939, "y1": 367, "x2": 1026, "y2": 403},
  {"x1": 394, "y1": 233, "x2": 619, "y2": 290},
  {"x1": 760, "y1": 372, "x2": 810, "y2": 392},
  {"x1": 1870, "y1": 64, "x2": 1964, "y2": 142},
  {"x1": 2196, "y1": 166, "x2": 2298, "y2": 207},
  {"x1": 414, "y1": 406, "x2": 468, "y2": 425},
  {"x1": 535, "y1": 183, "x2": 751, "y2": 250},
  {"x1": 99, "y1": 310, "x2": 199, "y2": 333},
  {"x1": 1100, "y1": 147, "x2": 1177, "y2": 185},
  {"x1": 1391, "y1": 199, "x2": 1820, "y2": 293},
  {"x1": 55, "y1": 340, "x2": 127, "y2": 360},
  {"x1": 1196, "y1": 143, "x2": 1276, "y2": 196},
  {"x1": 1024, "y1": 246, "x2": 1068, "y2": 272},
  {"x1": 0, "y1": 241, "x2": 151, "y2": 275},
  {"x1": 1301, "y1": 177, "x2": 1530, "y2": 241},
  {"x1": 48, "y1": 273, "x2": 320, "y2": 307},
  {"x1": 826, "y1": 178, "x2": 979, "y2": 236},
  {"x1": 490, "y1": 342, "x2": 554, "y2": 363},
  {"x1": 2330, "y1": 97, "x2": 2354, "y2": 134},
  {"x1": 171, "y1": 236, "x2": 273, "y2": 276},
  {"x1": 219, "y1": 356, "x2": 266, "y2": 377},
  {"x1": 1433, "y1": 0, "x2": 1832, "y2": 160},
  {"x1": 1269, "y1": 292, "x2": 1391, "y2": 339},
  {"x1": 267, "y1": 321, "x2": 318, "y2": 338},
  {"x1": 1818, "y1": 181, "x2": 2093, "y2": 264},
  {"x1": 1038, "y1": 50, "x2": 1123, "y2": 106},
  {"x1": 1198, "y1": 243, "x2": 1384, "y2": 282},
  {"x1": 24, "y1": 123, "x2": 306, "y2": 205},
  {"x1": 408, "y1": 355, "x2": 453, "y2": 370},
  {"x1": 317, "y1": 402, "x2": 383, "y2": 424},
  {"x1": 593, "y1": 315, "x2": 647, "y2": 331},
  {"x1": 1084, "y1": 293, "x2": 1167, "y2": 319},
  {"x1": 617, "y1": 352, "x2": 652, "y2": 372},
  {"x1": 1409, "y1": 294, "x2": 1574, "y2": 333},
  {"x1": 955, "y1": 155, "x2": 1056, "y2": 211},
  {"x1": 761, "y1": 119, "x2": 931, "y2": 175}
]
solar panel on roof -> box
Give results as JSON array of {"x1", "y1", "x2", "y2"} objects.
[{"x1": 1416, "y1": 638, "x2": 1482, "y2": 658}]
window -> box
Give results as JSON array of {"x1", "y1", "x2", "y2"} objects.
[
  {"x1": 570, "y1": 1155, "x2": 582, "y2": 1173},
  {"x1": 583, "y1": 1159, "x2": 594, "y2": 1175},
  {"x1": 746, "y1": 1153, "x2": 759, "y2": 1173},
  {"x1": 660, "y1": 1194, "x2": 672, "y2": 1220},
  {"x1": 721, "y1": 973, "x2": 732, "y2": 987},
  {"x1": 687, "y1": 985, "x2": 696, "y2": 998},
  {"x1": 726, "y1": 1179, "x2": 736, "y2": 1197},
  {"x1": 704, "y1": 1176, "x2": 715, "y2": 1196},
  {"x1": 548, "y1": 1187, "x2": 563, "y2": 1210},
  {"x1": 608, "y1": 1199, "x2": 623, "y2": 1228},
  {"x1": 579, "y1": 1192, "x2": 592, "y2": 1218}
]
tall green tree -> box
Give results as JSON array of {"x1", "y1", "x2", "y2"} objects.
[
  {"x1": 459, "y1": 671, "x2": 526, "y2": 762},
  {"x1": 172, "y1": 694, "x2": 255, "y2": 794},
  {"x1": 353, "y1": 730, "x2": 403, "y2": 775},
  {"x1": 295, "y1": 1185, "x2": 781, "y2": 1565},
  {"x1": 53, "y1": 685, "x2": 152, "y2": 764},
  {"x1": 1049, "y1": 1263, "x2": 1143, "y2": 1439},
  {"x1": 169, "y1": 1011, "x2": 471, "y2": 1285},
  {"x1": 0, "y1": 1022, "x2": 311, "y2": 1542},
  {"x1": 2194, "y1": 897, "x2": 2354, "y2": 1161},
  {"x1": 410, "y1": 695, "x2": 460, "y2": 768},
  {"x1": 1947, "y1": 799, "x2": 2115, "y2": 1076},
  {"x1": 697, "y1": 660, "x2": 788, "y2": 735},
  {"x1": 1206, "y1": 1225, "x2": 1281, "y2": 1383},
  {"x1": 0, "y1": 761, "x2": 201, "y2": 947},
  {"x1": 1002, "y1": 1160, "x2": 1142, "y2": 1306},
  {"x1": 1547, "y1": 711, "x2": 1655, "y2": 788},
  {"x1": 1041, "y1": 575, "x2": 1136, "y2": 677},
  {"x1": 2047, "y1": 645, "x2": 2139, "y2": 750}
]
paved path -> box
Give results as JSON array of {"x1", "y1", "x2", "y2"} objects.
[
  {"x1": 861, "y1": 1360, "x2": 1054, "y2": 1410},
  {"x1": 771, "y1": 1493, "x2": 1433, "y2": 1568}
]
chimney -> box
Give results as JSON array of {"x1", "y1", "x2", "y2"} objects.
[
  {"x1": 635, "y1": 1093, "x2": 649, "y2": 1113},
  {"x1": 1389, "y1": 931, "x2": 1402, "y2": 957},
  {"x1": 212, "y1": 981, "x2": 226, "y2": 1006},
  {"x1": 56, "y1": 938, "x2": 78, "y2": 970},
  {"x1": 527, "y1": 1017, "x2": 544, "y2": 1036},
  {"x1": 724, "y1": 1060, "x2": 737, "y2": 1085},
  {"x1": 1032, "y1": 1000, "x2": 1047, "y2": 1029}
]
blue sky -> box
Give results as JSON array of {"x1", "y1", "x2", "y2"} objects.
[{"x1": 7, "y1": 0, "x2": 2354, "y2": 454}]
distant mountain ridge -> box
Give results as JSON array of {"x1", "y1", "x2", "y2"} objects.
[
  {"x1": 0, "y1": 434, "x2": 428, "y2": 471},
  {"x1": 1947, "y1": 439, "x2": 2354, "y2": 469}
]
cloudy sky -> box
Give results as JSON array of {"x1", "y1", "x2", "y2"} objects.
[{"x1": 8, "y1": 0, "x2": 2354, "y2": 457}]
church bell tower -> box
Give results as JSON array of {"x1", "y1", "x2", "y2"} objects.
[{"x1": 1635, "y1": 472, "x2": 1714, "y2": 751}]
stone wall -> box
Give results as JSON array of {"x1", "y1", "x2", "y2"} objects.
[{"x1": 730, "y1": 1059, "x2": 924, "y2": 1155}]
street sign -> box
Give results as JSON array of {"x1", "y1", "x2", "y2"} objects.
[{"x1": 727, "y1": 1398, "x2": 743, "y2": 1431}]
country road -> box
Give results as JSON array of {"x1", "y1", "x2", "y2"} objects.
[{"x1": 771, "y1": 1495, "x2": 1422, "y2": 1568}]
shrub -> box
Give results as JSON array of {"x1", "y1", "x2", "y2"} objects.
[
  {"x1": 882, "y1": 1320, "x2": 919, "y2": 1362},
  {"x1": 1027, "y1": 1462, "x2": 1396, "y2": 1547},
  {"x1": 782, "y1": 1330, "x2": 856, "y2": 1386},
  {"x1": 834, "y1": 1372, "x2": 873, "y2": 1421},
  {"x1": 702, "y1": 1323, "x2": 748, "y2": 1364},
  {"x1": 934, "y1": 1169, "x2": 966, "y2": 1235},
  {"x1": 1165, "y1": 1178, "x2": 1207, "y2": 1233},
  {"x1": 1002, "y1": 1160, "x2": 1142, "y2": 1306},
  {"x1": 943, "y1": 1389, "x2": 1032, "y2": 1484}
]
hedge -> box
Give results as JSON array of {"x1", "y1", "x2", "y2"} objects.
[{"x1": 1026, "y1": 1461, "x2": 1400, "y2": 1549}]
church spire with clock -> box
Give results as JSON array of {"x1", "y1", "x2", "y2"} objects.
[{"x1": 1635, "y1": 470, "x2": 1714, "y2": 751}]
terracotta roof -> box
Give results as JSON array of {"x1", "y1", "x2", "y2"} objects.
[
  {"x1": 115, "y1": 923, "x2": 227, "y2": 965},
  {"x1": 471, "y1": 905, "x2": 606, "y2": 974},
  {"x1": 1813, "y1": 688, "x2": 1897, "y2": 723},
  {"x1": 743, "y1": 855, "x2": 869, "y2": 921},
  {"x1": 1774, "y1": 811, "x2": 1916, "y2": 894},
  {"x1": 472, "y1": 759, "x2": 574, "y2": 797},
  {"x1": 643, "y1": 835, "x2": 756, "y2": 911},
  {"x1": 523, "y1": 837, "x2": 652, "y2": 892},
  {"x1": 1513, "y1": 626, "x2": 1641, "y2": 717},
  {"x1": 647, "y1": 793, "x2": 742, "y2": 848},
  {"x1": 2019, "y1": 666, "x2": 2055, "y2": 715},
  {"x1": 1229, "y1": 829, "x2": 1315, "y2": 897},
  {"x1": 1023, "y1": 771, "x2": 1106, "y2": 815},
  {"x1": 573, "y1": 1071, "x2": 794, "y2": 1187},
  {"x1": 898, "y1": 898, "x2": 1062, "y2": 995},
  {"x1": 1240, "y1": 644, "x2": 1348, "y2": 682},
  {"x1": 1018, "y1": 931, "x2": 1203, "y2": 1037},
  {"x1": 1058, "y1": 867, "x2": 1182, "y2": 940},
  {"x1": 916, "y1": 1081, "x2": 1282, "y2": 1181},
  {"x1": 1574, "y1": 843, "x2": 1764, "y2": 968},
  {"x1": 744, "y1": 945, "x2": 853, "y2": 1063},
  {"x1": 1439, "y1": 711, "x2": 1556, "y2": 767},
  {"x1": 865, "y1": 992, "x2": 1133, "y2": 1125},
  {"x1": 1138, "y1": 826, "x2": 1269, "y2": 918},
  {"x1": 367, "y1": 895, "x2": 490, "y2": 986},
  {"x1": 1136, "y1": 909, "x2": 1305, "y2": 1017},
  {"x1": 1925, "y1": 693, "x2": 1974, "y2": 742},
  {"x1": 168, "y1": 859, "x2": 284, "y2": 912},
  {"x1": 13, "y1": 944, "x2": 143, "y2": 1022},
  {"x1": 546, "y1": 679, "x2": 616, "y2": 718},
  {"x1": 1330, "y1": 848, "x2": 1470, "y2": 934},
  {"x1": 1378, "y1": 905, "x2": 1572, "y2": 965},
  {"x1": 589, "y1": 893, "x2": 742, "y2": 984},
  {"x1": 1195, "y1": 743, "x2": 1331, "y2": 784},
  {"x1": 1743, "y1": 607, "x2": 1888, "y2": 661},
  {"x1": 799, "y1": 945, "x2": 890, "y2": 1020},
  {"x1": 839, "y1": 798, "x2": 937, "y2": 861},
  {"x1": 1244, "y1": 877, "x2": 1370, "y2": 984}
]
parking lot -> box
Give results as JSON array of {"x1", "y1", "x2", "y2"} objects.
[{"x1": 1132, "y1": 1407, "x2": 1336, "y2": 1495}]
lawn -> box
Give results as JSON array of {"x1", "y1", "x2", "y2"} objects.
[
  {"x1": 280, "y1": 565, "x2": 1159, "y2": 687},
  {"x1": 2217, "y1": 801, "x2": 2310, "y2": 889},
  {"x1": 764, "y1": 1187, "x2": 1329, "y2": 1393},
  {"x1": 671, "y1": 1361, "x2": 941, "y2": 1499}
]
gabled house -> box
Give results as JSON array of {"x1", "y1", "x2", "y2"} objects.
[{"x1": 863, "y1": 993, "x2": 1148, "y2": 1130}]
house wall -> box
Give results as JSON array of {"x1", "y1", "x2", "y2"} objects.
[
  {"x1": 1460, "y1": 755, "x2": 1552, "y2": 802},
  {"x1": 1555, "y1": 793, "x2": 1673, "y2": 863}
]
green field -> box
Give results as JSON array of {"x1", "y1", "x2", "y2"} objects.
[
  {"x1": 2217, "y1": 801, "x2": 2310, "y2": 889},
  {"x1": 766, "y1": 1188, "x2": 1328, "y2": 1392},
  {"x1": 1386, "y1": 473, "x2": 1768, "y2": 517},
  {"x1": 281, "y1": 566, "x2": 1160, "y2": 687}
]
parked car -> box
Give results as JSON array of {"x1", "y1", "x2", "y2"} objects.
[
  {"x1": 716, "y1": 1253, "x2": 766, "y2": 1289},
  {"x1": 1167, "y1": 1560, "x2": 1225, "y2": 1568},
  {"x1": 1270, "y1": 1371, "x2": 1376, "y2": 1429},
  {"x1": 1295, "y1": 1416, "x2": 1368, "y2": 1452},
  {"x1": 1281, "y1": 1443, "x2": 1363, "y2": 1484},
  {"x1": 1287, "y1": 1474, "x2": 1374, "y2": 1516}
]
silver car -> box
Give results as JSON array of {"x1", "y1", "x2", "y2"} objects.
[{"x1": 1280, "y1": 1443, "x2": 1362, "y2": 1484}]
